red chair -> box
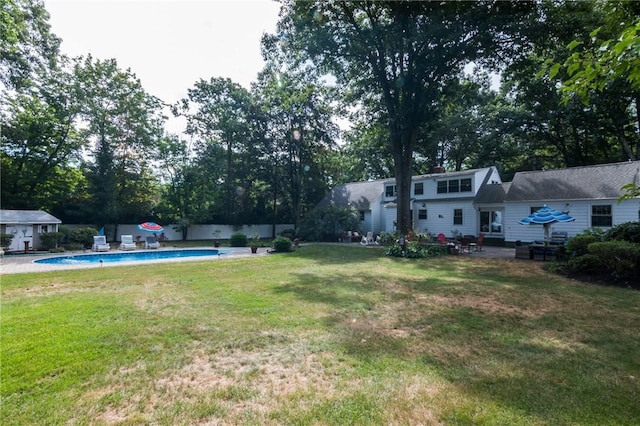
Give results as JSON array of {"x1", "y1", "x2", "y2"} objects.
[{"x1": 437, "y1": 233, "x2": 447, "y2": 245}]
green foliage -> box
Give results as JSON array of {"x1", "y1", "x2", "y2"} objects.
[
  {"x1": 279, "y1": 229, "x2": 296, "y2": 239},
  {"x1": 587, "y1": 241, "x2": 640, "y2": 281},
  {"x1": 297, "y1": 206, "x2": 360, "y2": 242},
  {"x1": 229, "y1": 233, "x2": 248, "y2": 247},
  {"x1": 378, "y1": 232, "x2": 398, "y2": 247},
  {"x1": 385, "y1": 241, "x2": 448, "y2": 259},
  {"x1": 0, "y1": 233, "x2": 14, "y2": 249},
  {"x1": 566, "y1": 233, "x2": 601, "y2": 257},
  {"x1": 271, "y1": 236, "x2": 293, "y2": 252},
  {"x1": 604, "y1": 221, "x2": 640, "y2": 243},
  {"x1": 39, "y1": 232, "x2": 63, "y2": 250},
  {"x1": 69, "y1": 227, "x2": 98, "y2": 249},
  {"x1": 566, "y1": 254, "x2": 605, "y2": 274}
]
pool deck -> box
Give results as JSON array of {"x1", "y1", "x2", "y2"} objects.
[
  {"x1": 0, "y1": 245, "x2": 517, "y2": 275},
  {"x1": 0, "y1": 247, "x2": 268, "y2": 275}
]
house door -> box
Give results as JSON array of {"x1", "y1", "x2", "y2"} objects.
[{"x1": 480, "y1": 210, "x2": 503, "y2": 236}]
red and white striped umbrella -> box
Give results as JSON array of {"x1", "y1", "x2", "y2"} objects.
[{"x1": 138, "y1": 222, "x2": 164, "y2": 233}]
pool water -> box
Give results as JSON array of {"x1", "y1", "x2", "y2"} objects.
[{"x1": 34, "y1": 249, "x2": 230, "y2": 265}]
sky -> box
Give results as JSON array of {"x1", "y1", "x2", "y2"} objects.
[{"x1": 44, "y1": 0, "x2": 283, "y2": 133}]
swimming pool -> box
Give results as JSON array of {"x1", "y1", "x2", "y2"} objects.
[{"x1": 34, "y1": 249, "x2": 231, "y2": 265}]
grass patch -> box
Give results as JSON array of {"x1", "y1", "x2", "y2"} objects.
[{"x1": 2, "y1": 244, "x2": 639, "y2": 424}]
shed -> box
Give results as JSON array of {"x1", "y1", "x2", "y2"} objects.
[{"x1": 0, "y1": 210, "x2": 62, "y2": 252}]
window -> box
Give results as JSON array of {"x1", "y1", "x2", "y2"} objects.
[
  {"x1": 40, "y1": 225, "x2": 48, "y2": 233},
  {"x1": 414, "y1": 182, "x2": 424, "y2": 195},
  {"x1": 437, "y1": 178, "x2": 472, "y2": 194},
  {"x1": 591, "y1": 205, "x2": 612, "y2": 227},
  {"x1": 530, "y1": 206, "x2": 543, "y2": 214},
  {"x1": 385, "y1": 184, "x2": 396, "y2": 197},
  {"x1": 418, "y1": 209, "x2": 427, "y2": 220},
  {"x1": 453, "y1": 209, "x2": 463, "y2": 225},
  {"x1": 359, "y1": 211, "x2": 365, "y2": 221}
]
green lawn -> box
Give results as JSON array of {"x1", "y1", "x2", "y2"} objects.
[{"x1": 2, "y1": 244, "x2": 639, "y2": 425}]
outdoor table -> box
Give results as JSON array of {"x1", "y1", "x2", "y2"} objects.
[{"x1": 528, "y1": 244, "x2": 560, "y2": 261}]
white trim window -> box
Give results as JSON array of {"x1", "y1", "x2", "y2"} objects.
[
  {"x1": 385, "y1": 184, "x2": 397, "y2": 197},
  {"x1": 591, "y1": 204, "x2": 612, "y2": 227}
]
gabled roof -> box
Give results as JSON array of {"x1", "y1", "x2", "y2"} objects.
[
  {"x1": 316, "y1": 180, "x2": 382, "y2": 210},
  {"x1": 474, "y1": 183, "x2": 508, "y2": 205},
  {"x1": 506, "y1": 161, "x2": 640, "y2": 202},
  {"x1": 0, "y1": 210, "x2": 62, "y2": 224}
]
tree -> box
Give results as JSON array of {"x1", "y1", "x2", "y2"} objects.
[
  {"x1": 73, "y1": 55, "x2": 165, "y2": 228},
  {"x1": 0, "y1": 57, "x2": 87, "y2": 214},
  {"x1": 252, "y1": 62, "x2": 340, "y2": 230},
  {"x1": 0, "y1": 0, "x2": 60, "y2": 90},
  {"x1": 175, "y1": 78, "x2": 256, "y2": 224},
  {"x1": 550, "y1": 2, "x2": 640, "y2": 160},
  {"x1": 278, "y1": 1, "x2": 535, "y2": 234}
]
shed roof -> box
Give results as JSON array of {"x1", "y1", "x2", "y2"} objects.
[
  {"x1": 0, "y1": 210, "x2": 62, "y2": 224},
  {"x1": 506, "y1": 161, "x2": 640, "y2": 202}
]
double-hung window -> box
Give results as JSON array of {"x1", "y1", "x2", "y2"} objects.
[{"x1": 591, "y1": 205, "x2": 612, "y2": 227}]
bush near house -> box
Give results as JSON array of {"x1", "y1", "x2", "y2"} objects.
[
  {"x1": 40, "y1": 232, "x2": 63, "y2": 250},
  {"x1": 0, "y1": 233, "x2": 14, "y2": 250},
  {"x1": 564, "y1": 221, "x2": 640, "y2": 287},
  {"x1": 58, "y1": 226, "x2": 99, "y2": 250},
  {"x1": 297, "y1": 206, "x2": 360, "y2": 242}
]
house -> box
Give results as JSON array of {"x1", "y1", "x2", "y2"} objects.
[
  {"x1": 0, "y1": 210, "x2": 62, "y2": 252},
  {"x1": 317, "y1": 166, "x2": 503, "y2": 239},
  {"x1": 317, "y1": 161, "x2": 640, "y2": 244},
  {"x1": 503, "y1": 161, "x2": 640, "y2": 244}
]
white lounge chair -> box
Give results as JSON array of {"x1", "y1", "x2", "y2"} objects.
[
  {"x1": 145, "y1": 235, "x2": 160, "y2": 249},
  {"x1": 360, "y1": 231, "x2": 376, "y2": 246},
  {"x1": 119, "y1": 235, "x2": 136, "y2": 251},
  {"x1": 92, "y1": 235, "x2": 110, "y2": 252}
]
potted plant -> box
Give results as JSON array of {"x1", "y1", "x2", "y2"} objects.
[
  {"x1": 250, "y1": 232, "x2": 261, "y2": 253},
  {"x1": 212, "y1": 229, "x2": 221, "y2": 247}
]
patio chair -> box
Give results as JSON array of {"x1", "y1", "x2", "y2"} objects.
[
  {"x1": 119, "y1": 235, "x2": 136, "y2": 251},
  {"x1": 145, "y1": 235, "x2": 160, "y2": 249},
  {"x1": 92, "y1": 235, "x2": 110, "y2": 252},
  {"x1": 476, "y1": 233, "x2": 485, "y2": 252},
  {"x1": 360, "y1": 231, "x2": 375, "y2": 246},
  {"x1": 437, "y1": 233, "x2": 447, "y2": 245}
]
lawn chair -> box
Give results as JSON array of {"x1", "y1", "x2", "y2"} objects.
[
  {"x1": 92, "y1": 235, "x2": 110, "y2": 252},
  {"x1": 437, "y1": 233, "x2": 448, "y2": 245},
  {"x1": 145, "y1": 235, "x2": 160, "y2": 249},
  {"x1": 119, "y1": 235, "x2": 136, "y2": 251},
  {"x1": 360, "y1": 231, "x2": 375, "y2": 246}
]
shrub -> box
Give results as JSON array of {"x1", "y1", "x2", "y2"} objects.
[
  {"x1": 0, "y1": 233, "x2": 14, "y2": 249},
  {"x1": 566, "y1": 234, "x2": 600, "y2": 257},
  {"x1": 280, "y1": 229, "x2": 296, "y2": 239},
  {"x1": 297, "y1": 206, "x2": 360, "y2": 242},
  {"x1": 70, "y1": 227, "x2": 98, "y2": 249},
  {"x1": 229, "y1": 233, "x2": 248, "y2": 247},
  {"x1": 40, "y1": 232, "x2": 64, "y2": 250},
  {"x1": 385, "y1": 241, "x2": 448, "y2": 258},
  {"x1": 272, "y1": 236, "x2": 292, "y2": 252},
  {"x1": 566, "y1": 254, "x2": 605, "y2": 273},
  {"x1": 378, "y1": 232, "x2": 397, "y2": 247},
  {"x1": 587, "y1": 240, "x2": 640, "y2": 280},
  {"x1": 604, "y1": 221, "x2": 640, "y2": 243}
]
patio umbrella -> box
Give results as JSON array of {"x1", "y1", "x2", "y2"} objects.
[
  {"x1": 519, "y1": 205, "x2": 574, "y2": 242},
  {"x1": 138, "y1": 222, "x2": 164, "y2": 233}
]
